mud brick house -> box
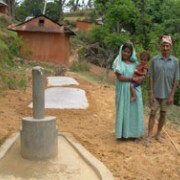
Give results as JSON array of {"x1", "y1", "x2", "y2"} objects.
[
  {"x1": 8, "y1": 15, "x2": 75, "y2": 64},
  {"x1": 76, "y1": 18, "x2": 103, "y2": 31},
  {"x1": 76, "y1": 20, "x2": 94, "y2": 31},
  {"x1": 0, "y1": 0, "x2": 8, "y2": 15}
]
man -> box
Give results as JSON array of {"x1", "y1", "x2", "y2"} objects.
[{"x1": 145, "y1": 35, "x2": 180, "y2": 146}]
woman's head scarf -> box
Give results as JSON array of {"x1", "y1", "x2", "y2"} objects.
[{"x1": 112, "y1": 43, "x2": 137, "y2": 74}]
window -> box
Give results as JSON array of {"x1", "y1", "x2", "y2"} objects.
[{"x1": 39, "y1": 19, "x2": 44, "y2": 26}]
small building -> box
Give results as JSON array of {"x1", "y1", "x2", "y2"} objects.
[
  {"x1": 76, "y1": 20, "x2": 94, "y2": 31},
  {"x1": 8, "y1": 15, "x2": 75, "y2": 64},
  {"x1": 76, "y1": 20, "x2": 102, "y2": 31},
  {"x1": 0, "y1": 0, "x2": 8, "y2": 15}
]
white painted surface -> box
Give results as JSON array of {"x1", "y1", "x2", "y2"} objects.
[
  {"x1": 47, "y1": 76, "x2": 79, "y2": 87},
  {"x1": 29, "y1": 87, "x2": 89, "y2": 109}
]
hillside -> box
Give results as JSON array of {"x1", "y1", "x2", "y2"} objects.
[{"x1": 0, "y1": 13, "x2": 180, "y2": 180}]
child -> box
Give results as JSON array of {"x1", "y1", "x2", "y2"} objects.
[{"x1": 130, "y1": 51, "x2": 150, "y2": 102}]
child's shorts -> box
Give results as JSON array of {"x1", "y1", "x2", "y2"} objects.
[{"x1": 131, "y1": 81, "x2": 140, "y2": 88}]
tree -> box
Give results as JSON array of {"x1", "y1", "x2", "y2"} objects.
[
  {"x1": 84, "y1": 0, "x2": 139, "y2": 82},
  {"x1": 87, "y1": 0, "x2": 93, "y2": 9},
  {"x1": 45, "y1": 2, "x2": 60, "y2": 22},
  {"x1": 94, "y1": 0, "x2": 109, "y2": 18},
  {"x1": 6, "y1": 0, "x2": 17, "y2": 17},
  {"x1": 66, "y1": 0, "x2": 80, "y2": 12},
  {"x1": 133, "y1": 0, "x2": 154, "y2": 50},
  {"x1": 54, "y1": 0, "x2": 67, "y2": 21},
  {"x1": 15, "y1": 0, "x2": 44, "y2": 21},
  {"x1": 106, "y1": 1, "x2": 138, "y2": 34},
  {"x1": 15, "y1": 0, "x2": 68, "y2": 22}
]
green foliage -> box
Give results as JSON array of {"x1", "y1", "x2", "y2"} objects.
[
  {"x1": 8, "y1": 33, "x2": 22, "y2": 57},
  {"x1": 25, "y1": 49, "x2": 33, "y2": 56},
  {"x1": 78, "y1": 71, "x2": 104, "y2": 83},
  {"x1": 75, "y1": 31, "x2": 90, "y2": 43},
  {"x1": 87, "y1": 25, "x2": 128, "y2": 49},
  {"x1": 173, "y1": 34, "x2": 180, "y2": 58},
  {"x1": 141, "y1": 75, "x2": 150, "y2": 106},
  {"x1": 0, "y1": 37, "x2": 8, "y2": 52},
  {"x1": 45, "y1": 2, "x2": 62, "y2": 22},
  {"x1": 15, "y1": 5, "x2": 29, "y2": 21},
  {"x1": 88, "y1": 26, "x2": 108, "y2": 45},
  {"x1": 105, "y1": 1, "x2": 138, "y2": 34},
  {"x1": 70, "y1": 48, "x2": 90, "y2": 72},
  {"x1": 15, "y1": 0, "x2": 44, "y2": 21},
  {"x1": 63, "y1": 19, "x2": 76, "y2": 28},
  {"x1": 0, "y1": 37, "x2": 14, "y2": 67},
  {"x1": 0, "y1": 31, "x2": 22, "y2": 67},
  {"x1": 0, "y1": 68, "x2": 27, "y2": 90},
  {"x1": 64, "y1": 10, "x2": 92, "y2": 18},
  {"x1": 3, "y1": 77, "x2": 18, "y2": 90},
  {"x1": 70, "y1": 32, "x2": 89, "y2": 50},
  {"x1": 15, "y1": 0, "x2": 64, "y2": 22},
  {"x1": 70, "y1": 60, "x2": 90, "y2": 72},
  {"x1": 103, "y1": 33, "x2": 129, "y2": 49},
  {"x1": 17, "y1": 77, "x2": 27, "y2": 89},
  {"x1": 166, "y1": 104, "x2": 180, "y2": 125},
  {"x1": 174, "y1": 85, "x2": 180, "y2": 106},
  {"x1": 0, "y1": 14, "x2": 14, "y2": 27},
  {"x1": 88, "y1": 9, "x2": 99, "y2": 22},
  {"x1": 0, "y1": 15, "x2": 28, "y2": 90}
]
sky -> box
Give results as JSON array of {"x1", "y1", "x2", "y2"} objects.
[
  {"x1": 16, "y1": 0, "x2": 91, "y2": 12},
  {"x1": 16, "y1": 0, "x2": 90, "y2": 4}
]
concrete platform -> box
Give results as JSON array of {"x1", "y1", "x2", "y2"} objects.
[
  {"x1": 47, "y1": 76, "x2": 79, "y2": 87},
  {"x1": 29, "y1": 87, "x2": 89, "y2": 109},
  {"x1": 0, "y1": 132, "x2": 114, "y2": 180},
  {"x1": 29, "y1": 76, "x2": 89, "y2": 109}
]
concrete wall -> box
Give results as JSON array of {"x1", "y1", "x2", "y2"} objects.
[{"x1": 18, "y1": 32, "x2": 70, "y2": 64}]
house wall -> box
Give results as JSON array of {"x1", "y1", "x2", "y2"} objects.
[
  {"x1": 76, "y1": 21, "x2": 93, "y2": 31},
  {"x1": 18, "y1": 32, "x2": 70, "y2": 64},
  {"x1": 0, "y1": 6, "x2": 8, "y2": 15}
]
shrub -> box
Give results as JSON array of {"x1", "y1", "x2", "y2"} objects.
[
  {"x1": 174, "y1": 85, "x2": 180, "y2": 106},
  {"x1": 70, "y1": 48, "x2": 90, "y2": 72}
]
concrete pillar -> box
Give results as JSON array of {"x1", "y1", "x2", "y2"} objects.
[
  {"x1": 20, "y1": 66, "x2": 58, "y2": 160},
  {"x1": 32, "y1": 66, "x2": 45, "y2": 119},
  {"x1": 21, "y1": 117, "x2": 58, "y2": 160}
]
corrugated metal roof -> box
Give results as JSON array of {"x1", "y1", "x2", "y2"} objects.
[
  {"x1": 8, "y1": 15, "x2": 75, "y2": 35},
  {"x1": 0, "y1": 0, "x2": 8, "y2": 6}
]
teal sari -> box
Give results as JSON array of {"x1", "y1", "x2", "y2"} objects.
[{"x1": 112, "y1": 45, "x2": 145, "y2": 138}]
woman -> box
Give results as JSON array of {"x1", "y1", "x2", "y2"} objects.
[{"x1": 112, "y1": 43, "x2": 145, "y2": 139}]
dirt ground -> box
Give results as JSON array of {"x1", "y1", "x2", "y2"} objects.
[{"x1": 0, "y1": 65, "x2": 180, "y2": 180}]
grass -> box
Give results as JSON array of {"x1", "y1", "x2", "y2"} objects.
[
  {"x1": 74, "y1": 69, "x2": 115, "y2": 86},
  {"x1": 64, "y1": 16, "x2": 83, "y2": 21},
  {"x1": 166, "y1": 105, "x2": 180, "y2": 126},
  {"x1": 77, "y1": 71, "x2": 103, "y2": 83},
  {"x1": 144, "y1": 105, "x2": 180, "y2": 130}
]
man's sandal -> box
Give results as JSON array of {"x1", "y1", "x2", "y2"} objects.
[{"x1": 155, "y1": 136, "x2": 163, "y2": 143}]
